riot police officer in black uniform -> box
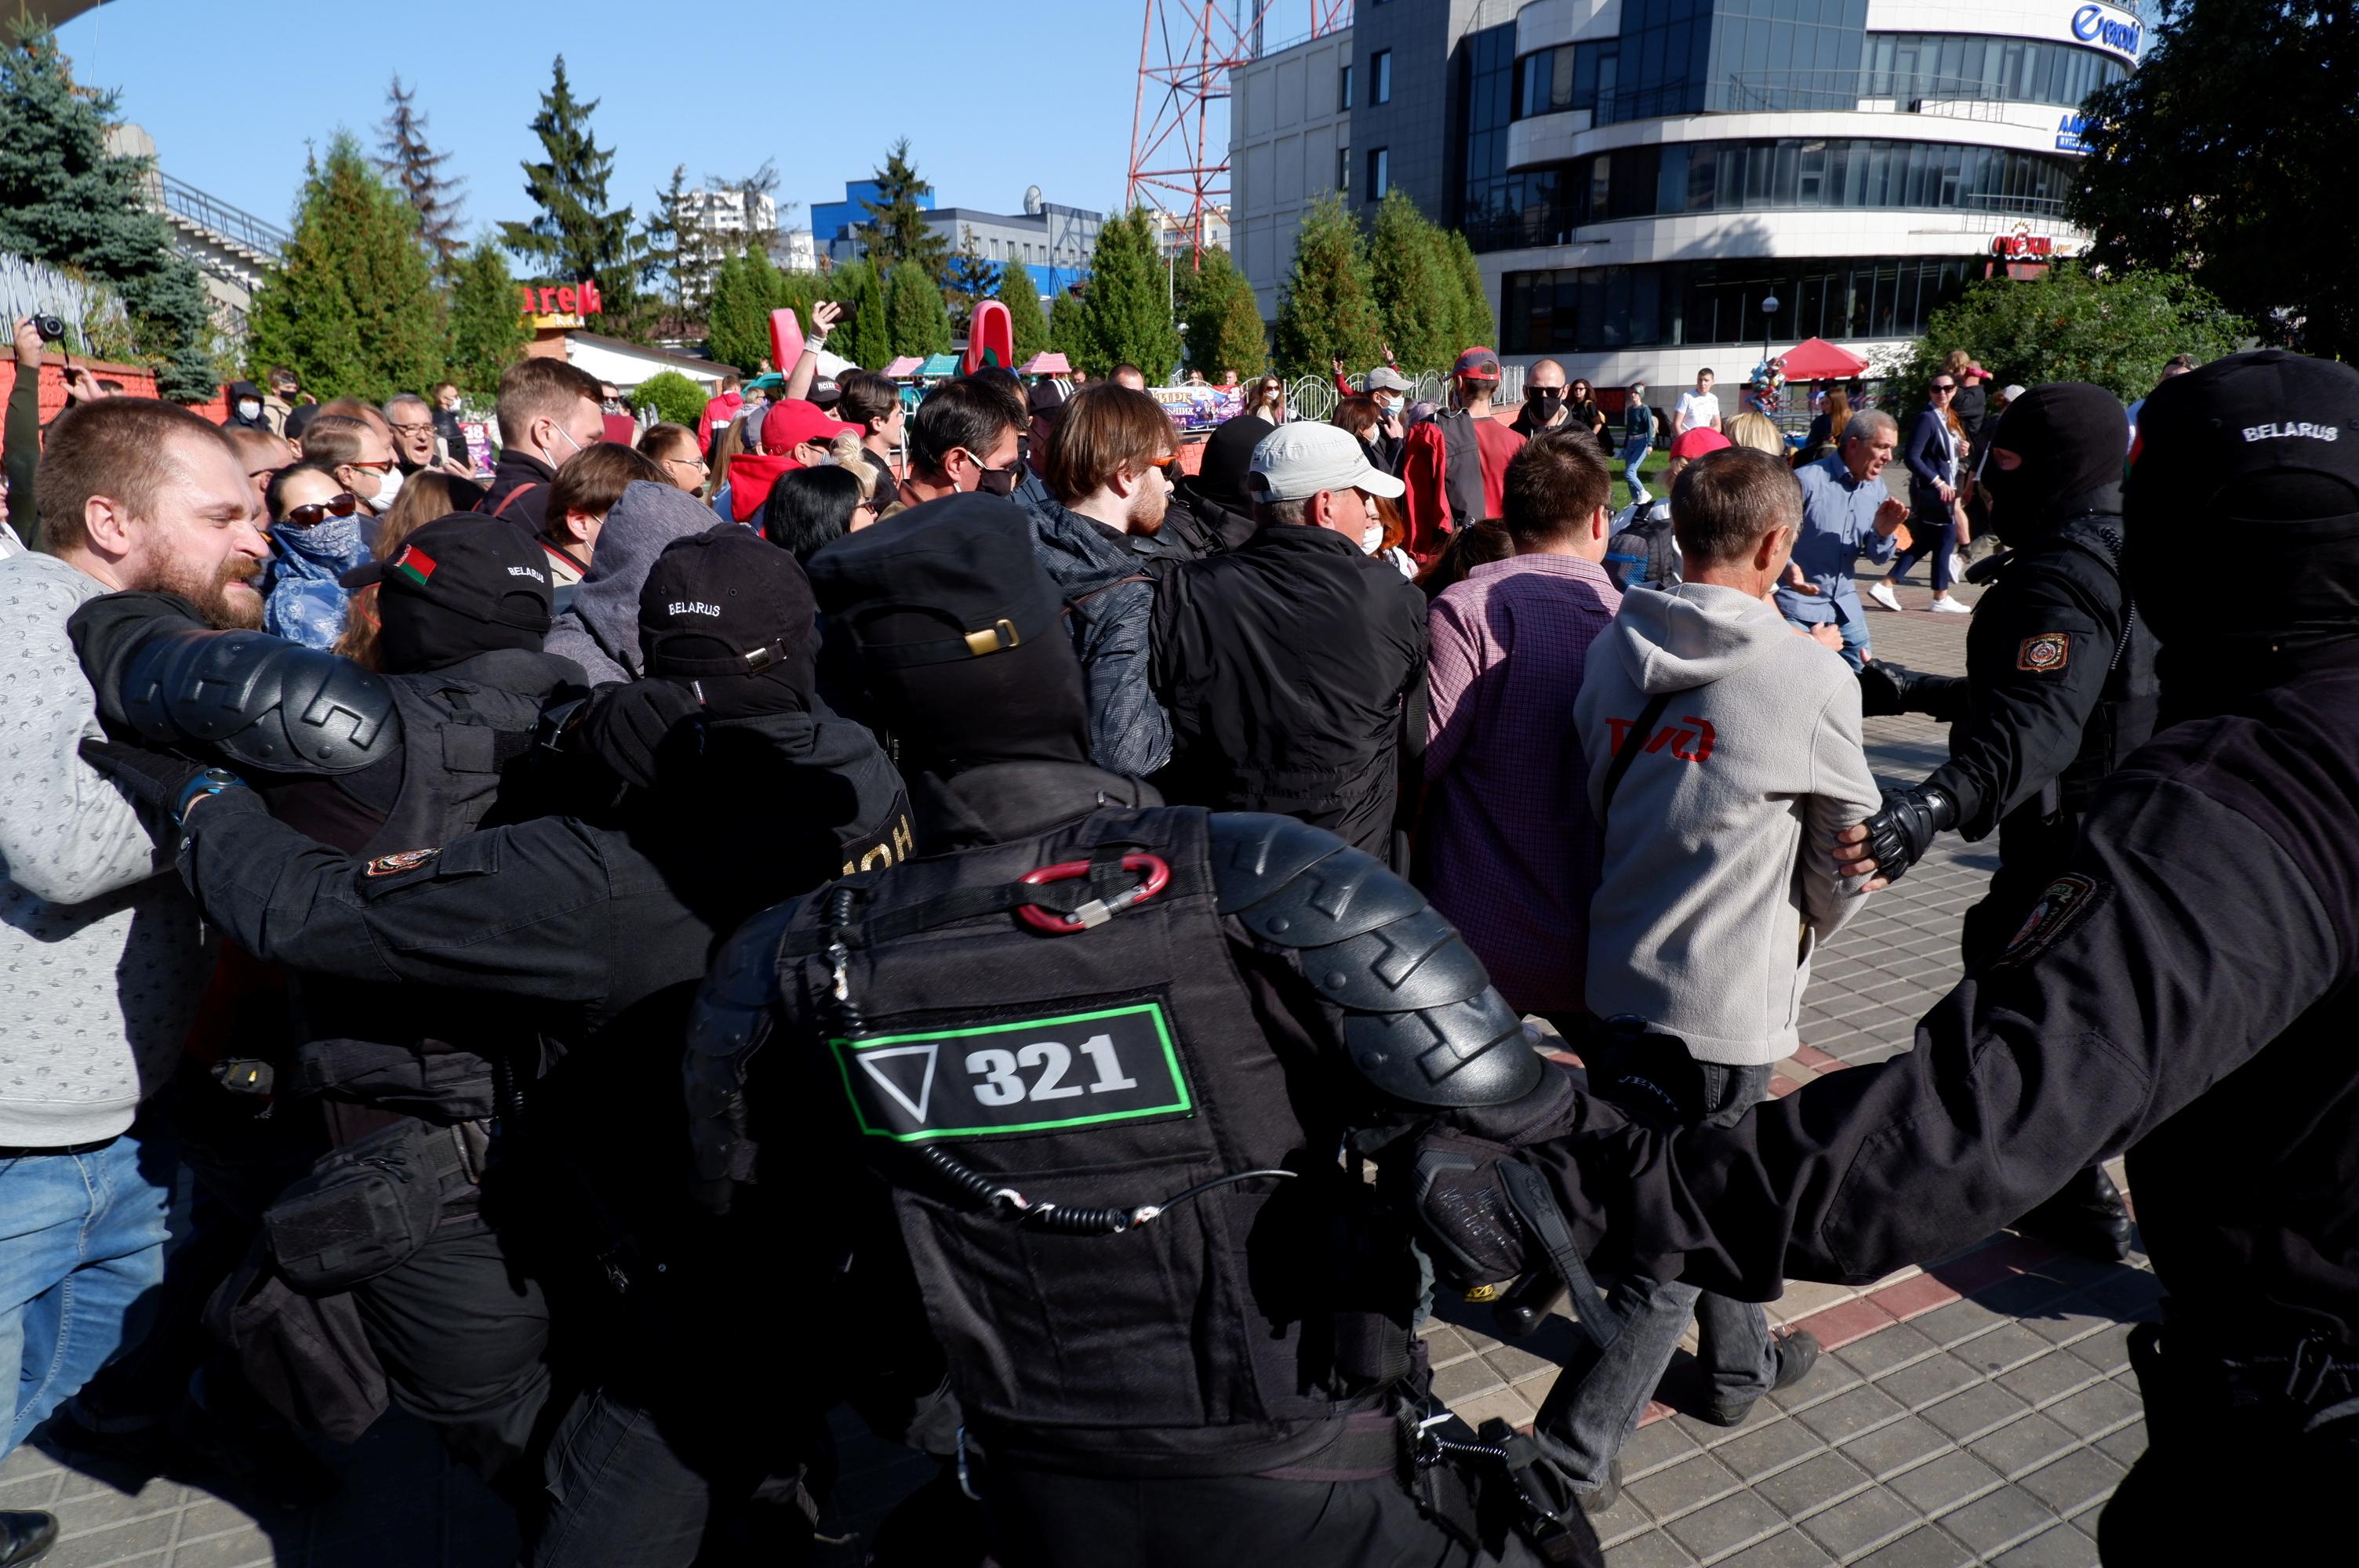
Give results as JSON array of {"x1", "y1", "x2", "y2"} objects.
[
  {"x1": 685, "y1": 495, "x2": 1598, "y2": 1568},
  {"x1": 1394, "y1": 350, "x2": 2359, "y2": 1563},
  {"x1": 1851, "y1": 383, "x2": 2156, "y2": 1259},
  {"x1": 75, "y1": 525, "x2": 911, "y2": 1563}
]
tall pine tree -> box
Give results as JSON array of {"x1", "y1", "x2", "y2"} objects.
[
  {"x1": 1178, "y1": 246, "x2": 1267, "y2": 381},
  {"x1": 704, "y1": 245, "x2": 784, "y2": 374},
  {"x1": 500, "y1": 56, "x2": 642, "y2": 326},
  {"x1": 1047, "y1": 286, "x2": 1086, "y2": 364},
  {"x1": 1439, "y1": 231, "x2": 1496, "y2": 354},
  {"x1": 1074, "y1": 209, "x2": 1180, "y2": 379},
  {"x1": 1274, "y1": 193, "x2": 1383, "y2": 379},
  {"x1": 855, "y1": 140, "x2": 950, "y2": 282},
  {"x1": 247, "y1": 132, "x2": 445, "y2": 401},
  {"x1": 883, "y1": 260, "x2": 953, "y2": 357},
  {"x1": 638, "y1": 164, "x2": 707, "y2": 338},
  {"x1": 376, "y1": 75, "x2": 466, "y2": 276},
  {"x1": 943, "y1": 227, "x2": 996, "y2": 325},
  {"x1": 447, "y1": 238, "x2": 527, "y2": 399},
  {"x1": 994, "y1": 258, "x2": 1051, "y2": 364},
  {"x1": 0, "y1": 29, "x2": 218, "y2": 399}
]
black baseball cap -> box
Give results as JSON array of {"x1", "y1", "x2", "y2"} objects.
[
  {"x1": 637, "y1": 524, "x2": 816, "y2": 679},
  {"x1": 2129, "y1": 349, "x2": 2359, "y2": 527},
  {"x1": 1026, "y1": 380, "x2": 1068, "y2": 419},
  {"x1": 804, "y1": 493, "x2": 1061, "y2": 670},
  {"x1": 340, "y1": 514, "x2": 551, "y2": 632}
]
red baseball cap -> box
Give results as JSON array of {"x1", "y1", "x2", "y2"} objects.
[
  {"x1": 1452, "y1": 347, "x2": 1502, "y2": 381},
  {"x1": 1667, "y1": 427, "x2": 1732, "y2": 461},
  {"x1": 757, "y1": 398, "x2": 859, "y2": 453}
]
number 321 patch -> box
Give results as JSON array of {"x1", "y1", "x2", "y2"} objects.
[
  {"x1": 2017, "y1": 632, "x2": 2071, "y2": 673},
  {"x1": 831, "y1": 1002, "x2": 1194, "y2": 1142}
]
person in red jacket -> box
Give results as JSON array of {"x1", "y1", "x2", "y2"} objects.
[{"x1": 1398, "y1": 347, "x2": 1526, "y2": 564}]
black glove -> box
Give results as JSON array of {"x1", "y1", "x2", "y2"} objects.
[
  {"x1": 78, "y1": 738, "x2": 245, "y2": 829},
  {"x1": 1856, "y1": 660, "x2": 1970, "y2": 721},
  {"x1": 1383, "y1": 1128, "x2": 1533, "y2": 1291},
  {"x1": 66, "y1": 591, "x2": 208, "y2": 728},
  {"x1": 1857, "y1": 784, "x2": 1957, "y2": 885},
  {"x1": 572, "y1": 679, "x2": 706, "y2": 792}
]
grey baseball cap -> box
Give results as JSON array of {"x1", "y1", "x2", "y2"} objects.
[
  {"x1": 1249, "y1": 419, "x2": 1406, "y2": 503},
  {"x1": 1365, "y1": 366, "x2": 1412, "y2": 394}
]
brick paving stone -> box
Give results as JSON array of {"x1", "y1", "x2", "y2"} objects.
[
  {"x1": 1623, "y1": 1417, "x2": 1706, "y2": 1476},
  {"x1": 1714, "y1": 1529, "x2": 1837, "y2": 1568},
  {"x1": 1834, "y1": 1321, "x2": 1940, "y2": 1381},
  {"x1": 1950, "y1": 1323, "x2": 2060, "y2": 1376},
  {"x1": 2091, "y1": 1415, "x2": 2148, "y2": 1467},
  {"x1": 1964, "y1": 1411, "x2": 2079, "y2": 1480},
  {"x1": 1937, "y1": 1483, "x2": 2067, "y2": 1558},
  {"x1": 1714, "y1": 1417, "x2": 1829, "y2": 1483},
  {"x1": 1750, "y1": 1450, "x2": 1874, "y2": 1521},
  {"x1": 1988, "y1": 1522, "x2": 2103, "y2": 1568},
  {"x1": 1995, "y1": 1348, "x2": 2103, "y2": 1408},
  {"x1": 1921, "y1": 1382, "x2": 2035, "y2": 1444},
  {"x1": 1884, "y1": 1449, "x2": 2006, "y2": 1515},
  {"x1": 1797, "y1": 1483, "x2": 1927, "y2": 1562},
  {"x1": 1628, "y1": 1452, "x2": 1746, "y2": 1521},
  {"x1": 1852, "y1": 1525, "x2": 1977, "y2": 1568},
  {"x1": 1835, "y1": 1414, "x2": 1954, "y2": 1480},
  {"x1": 2044, "y1": 1378, "x2": 2145, "y2": 1439},
  {"x1": 2015, "y1": 1447, "x2": 2126, "y2": 1516},
  {"x1": 1907, "y1": 1297, "x2": 2018, "y2": 1350},
  {"x1": 1873, "y1": 1352, "x2": 1983, "y2": 1413},
  {"x1": 2063, "y1": 1322, "x2": 2138, "y2": 1377},
  {"x1": 1590, "y1": 1490, "x2": 1668, "y2": 1548},
  {"x1": 1605, "y1": 1530, "x2": 1700, "y2": 1568},
  {"x1": 1664, "y1": 1490, "x2": 1791, "y2": 1561},
  {"x1": 1790, "y1": 1385, "x2": 1909, "y2": 1446}
]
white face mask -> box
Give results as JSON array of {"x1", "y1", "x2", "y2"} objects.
[
  {"x1": 373, "y1": 467, "x2": 404, "y2": 509},
  {"x1": 1361, "y1": 522, "x2": 1383, "y2": 554},
  {"x1": 235, "y1": 399, "x2": 262, "y2": 421}
]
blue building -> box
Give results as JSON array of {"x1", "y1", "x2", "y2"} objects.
[{"x1": 814, "y1": 180, "x2": 1100, "y2": 302}]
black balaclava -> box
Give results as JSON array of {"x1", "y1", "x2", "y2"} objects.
[
  {"x1": 1977, "y1": 382, "x2": 2128, "y2": 539},
  {"x1": 2126, "y1": 350, "x2": 2359, "y2": 697}
]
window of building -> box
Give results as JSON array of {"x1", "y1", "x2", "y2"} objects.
[
  {"x1": 1457, "y1": 21, "x2": 1519, "y2": 230},
  {"x1": 1368, "y1": 147, "x2": 1390, "y2": 199},
  {"x1": 1340, "y1": 62, "x2": 1353, "y2": 110},
  {"x1": 1372, "y1": 50, "x2": 1393, "y2": 104},
  {"x1": 1864, "y1": 32, "x2": 2128, "y2": 108},
  {"x1": 1462, "y1": 135, "x2": 2077, "y2": 251},
  {"x1": 1517, "y1": 41, "x2": 1621, "y2": 118},
  {"x1": 1502, "y1": 253, "x2": 1976, "y2": 354},
  {"x1": 1339, "y1": 145, "x2": 1351, "y2": 194}
]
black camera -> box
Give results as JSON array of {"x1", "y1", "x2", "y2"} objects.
[{"x1": 32, "y1": 314, "x2": 66, "y2": 343}]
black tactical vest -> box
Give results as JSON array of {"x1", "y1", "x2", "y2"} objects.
[
  {"x1": 1989, "y1": 514, "x2": 2160, "y2": 814},
  {"x1": 362, "y1": 651, "x2": 578, "y2": 857},
  {"x1": 774, "y1": 804, "x2": 1423, "y2": 1476}
]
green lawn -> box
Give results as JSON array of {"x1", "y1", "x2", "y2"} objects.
[{"x1": 1611, "y1": 448, "x2": 1673, "y2": 514}]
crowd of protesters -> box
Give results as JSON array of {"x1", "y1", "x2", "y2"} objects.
[{"x1": 0, "y1": 290, "x2": 2293, "y2": 1568}]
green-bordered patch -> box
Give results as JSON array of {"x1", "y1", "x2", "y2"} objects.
[
  {"x1": 831, "y1": 1002, "x2": 1194, "y2": 1142},
  {"x1": 1995, "y1": 873, "x2": 2106, "y2": 967}
]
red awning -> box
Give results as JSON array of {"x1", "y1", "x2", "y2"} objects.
[{"x1": 1777, "y1": 337, "x2": 1870, "y2": 380}]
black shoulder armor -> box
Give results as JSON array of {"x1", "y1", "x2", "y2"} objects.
[
  {"x1": 1208, "y1": 812, "x2": 1541, "y2": 1110},
  {"x1": 119, "y1": 628, "x2": 401, "y2": 775}
]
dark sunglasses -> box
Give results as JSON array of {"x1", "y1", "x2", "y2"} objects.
[
  {"x1": 1931, "y1": 382, "x2": 1957, "y2": 393},
  {"x1": 280, "y1": 492, "x2": 359, "y2": 528}
]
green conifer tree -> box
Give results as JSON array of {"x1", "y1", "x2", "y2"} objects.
[
  {"x1": 855, "y1": 140, "x2": 950, "y2": 282},
  {"x1": 1047, "y1": 286, "x2": 1087, "y2": 362},
  {"x1": 446, "y1": 238, "x2": 528, "y2": 400},
  {"x1": 884, "y1": 260, "x2": 953, "y2": 358},
  {"x1": 641, "y1": 163, "x2": 709, "y2": 335},
  {"x1": 245, "y1": 132, "x2": 445, "y2": 402},
  {"x1": 830, "y1": 258, "x2": 893, "y2": 371},
  {"x1": 944, "y1": 227, "x2": 996, "y2": 325},
  {"x1": 703, "y1": 248, "x2": 773, "y2": 376},
  {"x1": 1179, "y1": 245, "x2": 1268, "y2": 382},
  {"x1": 0, "y1": 29, "x2": 219, "y2": 398},
  {"x1": 1367, "y1": 190, "x2": 1454, "y2": 373},
  {"x1": 1273, "y1": 194, "x2": 1384, "y2": 380},
  {"x1": 499, "y1": 56, "x2": 642, "y2": 327},
  {"x1": 994, "y1": 258, "x2": 1052, "y2": 364},
  {"x1": 376, "y1": 75, "x2": 467, "y2": 276},
  {"x1": 1440, "y1": 230, "x2": 1496, "y2": 354},
  {"x1": 1074, "y1": 209, "x2": 1180, "y2": 379}
]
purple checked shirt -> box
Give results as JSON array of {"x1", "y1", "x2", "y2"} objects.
[{"x1": 1419, "y1": 553, "x2": 1622, "y2": 1014}]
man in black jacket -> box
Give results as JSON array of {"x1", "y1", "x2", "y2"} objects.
[
  {"x1": 1150, "y1": 419, "x2": 1426, "y2": 862},
  {"x1": 1394, "y1": 350, "x2": 2359, "y2": 1564},
  {"x1": 481, "y1": 358, "x2": 606, "y2": 536}
]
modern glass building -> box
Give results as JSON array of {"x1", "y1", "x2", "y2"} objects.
[{"x1": 1229, "y1": 0, "x2": 2141, "y2": 383}]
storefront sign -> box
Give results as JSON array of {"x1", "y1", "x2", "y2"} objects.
[
  {"x1": 1992, "y1": 223, "x2": 2075, "y2": 260},
  {"x1": 517, "y1": 281, "x2": 605, "y2": 319},
  {"x1": 2055, "y1": 112, "x2": 2093, "y2": 153},
  {"x1": 2069, "y1": 3, "x2": 2143, "y2": 64}
]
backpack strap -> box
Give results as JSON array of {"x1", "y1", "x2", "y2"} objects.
[
  {"x1": 1598, "y1": 691, "x2": 1675, "y2": 834},
  {"x1": 491, "y1": 481, "x2": 543, "y2": 520}
]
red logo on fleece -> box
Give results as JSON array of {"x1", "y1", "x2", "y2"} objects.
[{"x1": 1606, "y1": 715, "x2": 1717, "y2": 763}]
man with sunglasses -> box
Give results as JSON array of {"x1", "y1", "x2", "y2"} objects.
[
  {"x1": 482, "y1": 358, "x2": 606, "y2": 538},
  {"x1": 897, "y1": 376, "x2": 1025, "y2": 510},
  {"x1": 297, "y1": 415, "x2": 403, "y2": 521}
]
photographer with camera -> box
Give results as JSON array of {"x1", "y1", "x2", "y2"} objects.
[{"x1": 5, "y1": 314, "x2": 113, "y2": 554}]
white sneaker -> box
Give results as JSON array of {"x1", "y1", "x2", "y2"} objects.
[
  {"x1": 1929, "y1": 596, "x2": 1973, "y2": 615},
  {"x1": 1866, "y1": 580, "x2": 1903, "y2": 613}
]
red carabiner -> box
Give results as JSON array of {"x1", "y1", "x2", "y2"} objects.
[{"x1": 1016, "y1": 853, "x2": 1171, "y2": 934}]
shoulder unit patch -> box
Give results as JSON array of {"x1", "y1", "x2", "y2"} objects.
[
  {"x1": 2017, "y1": 632, "x2": 2071, "y2": 673},
  {"x1": 1994, "y1": 873, "x2": 2106, "y2": 967},
  {"x1": 363, "y1": 847, "x2": 442, "y2": 877}
]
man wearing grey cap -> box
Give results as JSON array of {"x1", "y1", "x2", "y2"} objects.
[{"x1": 1150, "y1": 420, "x2": 1427, "y2": 865}]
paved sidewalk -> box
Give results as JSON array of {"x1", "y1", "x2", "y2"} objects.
[{"x1": 4, "y1": 575, "x2": 2154, "y2": 1566}]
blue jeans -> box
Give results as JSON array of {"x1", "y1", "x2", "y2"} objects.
[
  {"x1": 1621, "y1": 438, "x2": 1652, "y2": 503},
  {"x1": 1532, "y1": 1058, "x2": 1776, "y2": 1492},
  {"x1": 0, "y1": 1131, "x2": 173, "y2": 1458},
  {"x1": 1786, "y1": 612, "x2": 1871, "y2": 672}
]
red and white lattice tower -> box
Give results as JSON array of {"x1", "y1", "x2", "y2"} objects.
[{"x1": 1129, "y1": 1, "x2": 1354, "y2": 270}]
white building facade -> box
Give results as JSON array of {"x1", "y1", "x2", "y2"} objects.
[{"x1": 1231, "y1": 0, "x2": 2141, "y2": 383}]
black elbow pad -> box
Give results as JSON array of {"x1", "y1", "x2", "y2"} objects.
[
  {"x1": 1209, "y1": 812, "x2": 1540, "y2": 1110},
  {"x1": 116, "y1": 624, "x2": 401, "y2": 775}
]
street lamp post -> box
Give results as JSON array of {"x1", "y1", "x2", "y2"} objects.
[{"x1": 1760, "y1": 292, "x2": 1781, "y2": 371}]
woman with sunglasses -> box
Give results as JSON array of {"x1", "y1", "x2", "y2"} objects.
[
  {"x1": 261, "y1": 460, "x2": 378, "y2": 648},
  {"x1": 1876, "y1": 372, "x2": 1973, "y2": 615}
]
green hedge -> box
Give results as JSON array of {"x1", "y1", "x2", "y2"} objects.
[{"x1": 633, "y1": 370, "x2": 708, "y2": 428}]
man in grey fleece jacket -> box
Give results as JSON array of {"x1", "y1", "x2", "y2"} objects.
[
  {"x1": 1536, "y1": 448, "x2": 1881, "y2": 1503},
  {"x1": 0, "y1": 399, "x2": 262, "y2": 1531}
]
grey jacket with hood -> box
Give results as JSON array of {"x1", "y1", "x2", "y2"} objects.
[
  {"x1": 546, "y1": 481, "x2": 718, "y2": 684},
  {"x1": 1575, "y1": 582, "x2": 1881, "y2": 1065}
]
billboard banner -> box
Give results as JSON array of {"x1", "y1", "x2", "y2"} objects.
[{"x1": 1153, "y1": 385, "x2": 1244, "y2": 435}]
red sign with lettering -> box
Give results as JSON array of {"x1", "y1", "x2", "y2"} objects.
[
  {"x1": 1991, "y1": 234, "x2": 2056, "y2": 258},
  {"x1": 518, "y1": 279, "x2": 605, "y2": 318}
]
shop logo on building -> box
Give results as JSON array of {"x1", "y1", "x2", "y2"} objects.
[
  {"x1": 2056, "y1": 112, "x2": 2093, "y2": 152},
  {"x1": 517, "y1": 280, "x2": 605, "y2": 327},
  {"x1": 1993, "y1": 223, "x2": 2070, "y2": 259},
  {"x1": 2070, "y1": 4, "x2": 2143, "y2": 62}
]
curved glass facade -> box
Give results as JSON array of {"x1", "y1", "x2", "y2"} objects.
[
  {"x1": 1465, "y1": 136, "x2": 2076, "y2": 253},
  {"x1": 1501, "y1": 254, "x2": 1982, "y2": 354},
  {"x1": 1863, "y1": 34, "x2": 2127, "y2": 110}
]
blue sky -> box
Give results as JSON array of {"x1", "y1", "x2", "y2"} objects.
[{"x1": 54, "y1": 0, "x2": 1339, "y2": 244}]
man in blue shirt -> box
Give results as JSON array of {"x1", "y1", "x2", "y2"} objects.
[{"x1": 1775, "y1": 408, "x2": 1909, "y2": 670}]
